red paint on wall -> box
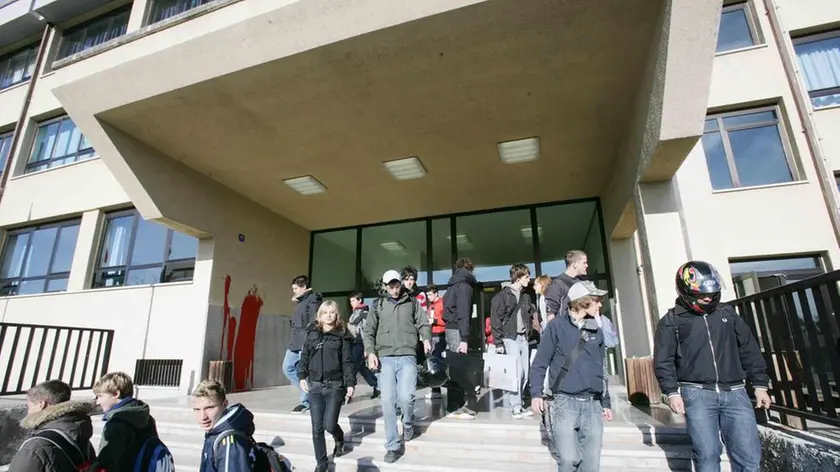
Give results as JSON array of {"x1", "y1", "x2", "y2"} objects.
[{"x1": 232, "y1": 286, "x2": 263, "y2": 391}]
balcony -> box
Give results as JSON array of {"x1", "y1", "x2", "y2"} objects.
[{"x1": 0, "y1": 0, "x2": 116, "y2": 49}]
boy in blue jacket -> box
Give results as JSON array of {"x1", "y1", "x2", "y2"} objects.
[{"x1": 192, "y1": 380, "x2": 256, "y2": 472}]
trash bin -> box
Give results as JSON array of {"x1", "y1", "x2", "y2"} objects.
[{"x1": 624, "y1": 357, "x2": 662, "y2": 406}]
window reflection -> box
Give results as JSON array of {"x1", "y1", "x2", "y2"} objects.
[
  {"x1": 361, "y1": 221, "x2": 427, "y2": 290},
  {"x1": 455, "y1": 210, "x2": 534, "y2": 283}
]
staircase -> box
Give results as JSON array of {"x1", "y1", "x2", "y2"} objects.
[{"x1": 91, "y1": 399, "x2": 731, "y2": 472}]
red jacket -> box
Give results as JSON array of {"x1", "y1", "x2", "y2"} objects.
[
  {"x1": 429, "y1": 298, "x2": 445, "y2": 335},
  {"x1": 485, "y1": 317, "x2": 493, "y2": 345}
]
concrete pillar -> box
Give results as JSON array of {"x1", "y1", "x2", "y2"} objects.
[
  {"x1": 127, "y1": 0, "x2": 151, "y2": 32},
  {"x1": 609, "y1": 234, "x2": 653, "y2": 358},
  {"x1": 67, "y1": 210, "x2": 102, "y2": 291}
]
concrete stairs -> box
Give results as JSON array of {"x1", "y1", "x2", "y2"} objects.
[{"x1": 91, "y1": 404, "x2": 731, "y2": 472}]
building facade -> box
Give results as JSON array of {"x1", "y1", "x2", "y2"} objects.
[{"x1": 0, "y1": 0, "x2": 836, "y2": 396}]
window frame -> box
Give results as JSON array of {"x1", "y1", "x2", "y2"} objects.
[
  {"x1": 56, "y1": 4, "x2": 132, "y2": 61},
  {"x1": 145, "y1": 0, "x2": 215, "y2": 26},
  {"x1": 0, "y1": 131, "x2": 13, "y2": 177},
  {"x1": 0, "y1": 219, "x2": 82, "y2": 296},
  {"x1": 25, "y1": 115, "x2": 96, "y2": 174},
  {"x1": 92, "y1": 209, "x2": 198, "y2": 288},
  {"x1": 792, "y1": 29, "x2": 840, "y2": 108},
  {"x1": 716, "y1": 1, "x2": 761, "y2": 54},
  {"x1": 0, "y1": 43, "x2": 39, "y2": 90},
  {"x1": 704, "y1": 105, "x2": 799, "y2": 190}
]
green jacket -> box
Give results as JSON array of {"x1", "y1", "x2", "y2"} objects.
[
  {"x1": 93, "y1": 398, "x2": 158, "y2": 472},
  {"x1": 363, "y1": 292, "x2": 431, "y2": 357}
]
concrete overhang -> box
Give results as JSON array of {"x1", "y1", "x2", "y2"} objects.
[
  {"x1": 54, "y1": 0, "x2": 720, "y2": 234},
  {"x1": 0, "y1": 1, "x2": 43, "y2": 49}
]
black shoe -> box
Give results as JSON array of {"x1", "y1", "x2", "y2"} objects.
[
  {"x1": 371, "y1": 388, "x2": 381, "y2": 399},
  {"x1": 384, "y1": 449, "x2": 403, "y2": 463},
  {"x1": 291, "y1": 403, "x2": 309, "y2": 414},
  {"x1": 314, "y1": 462, "x2": 329, "y2": 472},
  {"x1": 333, "y1": 439, "x2": 346, "y2": 457},
  {"x1": 403, "y1": 426, "x2": 415, "y2": 442}
]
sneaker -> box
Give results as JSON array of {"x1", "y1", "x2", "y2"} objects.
[
  {"x1": 403, "y1": 425, "x2": 415, "y2": 442},
  {"x1": 291, "y1": 403, "x2": 309, "y2": 414},
  {"x1": 314, "y1": 463, "x2": 329, "y2": 472},
  {"x1": 425, "y1": 391, "x2": 443, "y2": 400},
  {"x1": 512, "y1": 408, "x2": 523, "y2": 419},
  {"x1": 462, "y1": 406, "x2": 478, "y2": 416},
  {"x1": 447, "y1": 408, "x2": 476, "y2": 420},
  {"x1": 384, "y1": 450, "x2": 403, "y2": 463},
  {"x1": 522, "y1": 408, "x2": 534, "y2": 418},
  {"x1": 371, "y1": 388, "x2": 381, "y2": 399},
  {"x1": 512, "y1": 407, "x2": 533, "y2": 419}
]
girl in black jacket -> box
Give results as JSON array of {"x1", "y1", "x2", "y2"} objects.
[{"x1": 298, "y1": 300, "x2": 356, "y2": 472}]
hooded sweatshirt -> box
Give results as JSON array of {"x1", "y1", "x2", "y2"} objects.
[
  {"x1": 9, "y1": 401, "x2": 95, "y2": 472},
  {"x1": 200, "y1": 403, "x2": 257, "y2": 472},
  {"x1": 94, "y1": 398, "x2": 158, "y2": 472},
  {"x1": 442, "y1": 268, "x2": 477, "y2": 342}
]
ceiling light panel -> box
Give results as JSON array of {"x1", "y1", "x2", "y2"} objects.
[
  {"x1": 380, "y1": 241, "x2": 408, "y2": 256},
  {"x1": 383, "y1": 156, "x2": 426, "y2": 180},
  {"x1": 283, "y1": 175, "x2": 326, "y2": 195},
  {"x1": 498, "y1": 137, "x2": 540, "y2": 164}
]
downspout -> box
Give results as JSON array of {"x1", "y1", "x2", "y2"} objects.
[
  {"x1": 0, "y1": 17, "x2": 53, "y2": 198},
  {"x1": 762, "y1": 0, "x2": 840, "y2": 249}
]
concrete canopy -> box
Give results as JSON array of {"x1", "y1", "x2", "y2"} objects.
[{"x1": 54, "y1": 0, "x2": 720, "y2": 234}]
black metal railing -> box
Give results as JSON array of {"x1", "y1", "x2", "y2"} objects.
[
  {"x1": 0, "y1": 322, "x2": 114, "y2": 395},
  {"x1": 732, "y1": 270, "x2": 840, "y2": 430},
  {"x1": 134, "y1": 359, "x2": 183, "y2": 387}
]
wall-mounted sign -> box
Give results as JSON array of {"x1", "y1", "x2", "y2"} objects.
[{"x1": 238, "y1": 234, "x2": 245, "y2": 242}]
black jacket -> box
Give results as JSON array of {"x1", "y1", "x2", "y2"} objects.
[
  {"x1": 298, "y1": 325, "x2": 356, "y2": 387},
  {"x1": 9, "y1": 401, "x2": 95, "y2": 472},
  {"x1": 653, "y1": 300, "x2": 769, "y2": 396},
  {"x1": 490, "y1": 283, "x2": 534, "y2": 348},
  {"x1": 288, "y1": 290, "x2": 323, "y2": 352},
  {"x1": 544, "y1": 273, "x2": 579, "y2": 317},
  {"x1": 443, "y1": 268, "x2": 476, "y2": 342},
  {"x1": 94, "y1": 398, "x2": 158, "y2": 472}
]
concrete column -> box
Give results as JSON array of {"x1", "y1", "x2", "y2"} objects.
[
  {"x1": 127, "y1": 0, "x2": 151, "y2": 32},
  {"x1": 609, "y1": 234, "x2": 653, "y2": 358},
  {"x1": 67, "y1": 210, "x2": 102, "y2": 291}
]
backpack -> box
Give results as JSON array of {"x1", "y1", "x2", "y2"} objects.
[
  {"x1": 213, "y1": 430, "x2": 292, "y2": 472},
  {"x1": 134, "y1": 436, "x2": 175, "y2": 472},
  {"x1": 21, "y1": 429, "x2": 95, "y2": 471}
]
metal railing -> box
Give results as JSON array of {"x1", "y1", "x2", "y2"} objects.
[
  {"x1": 732, "y1": 271, "x2": 840, "y2": 429},
  {"x1": 0, "y1": 322, "x2": 114, "y2": 395}
]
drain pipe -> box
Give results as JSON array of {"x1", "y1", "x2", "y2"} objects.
[
  {"x1": 762, "y1": 0, "x2": 840, "y2": 249},
  {"x1": 0, "y1": 17, "x2": 53, "y2": 198}
]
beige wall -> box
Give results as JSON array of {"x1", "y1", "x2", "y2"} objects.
[{"x1": 775, "y1": 0, "x2": 840, "y2": 32}]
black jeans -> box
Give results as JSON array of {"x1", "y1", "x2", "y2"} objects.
[
  {"x1": 445, "y1": 329, "x2": 477, "y2": 412},
  {"x1": 308, "y1": 380, "x2": 346, "y2": 466},
  {"x1": 430, "y1": 334, "x2": 447, "y2": 393}
]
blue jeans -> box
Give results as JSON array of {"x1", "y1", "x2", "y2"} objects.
[
  {"x1": 379, "y1": 355, "x2": 417, "y2": 451},
  {"x1": 351, "y1": 343, "x2": 378, "y2": 388},
  {"x1": 502, "y1": 335, "x2": 530, "y2": 411},
  {"x1": 282, "y1": 350, "x2": 309, "y2": 406},
  {"x1": 682, "y1": 387, "x2": 761, "y2": 472},
  {"x1": 550, "y1": 394, "x2": 603, "y2": 472}
]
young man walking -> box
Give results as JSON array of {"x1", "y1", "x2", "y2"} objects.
[
  {"x1": 10, "y1": 380, "x2": 95, "y2": 472},
  {"x1": 425, "y1": 285, "x2": 447, "y2": 400},
  {"x1": 654, "y1": 261, "x2": 771, "y2": 472},
  {"x1": 363, "y1": 270, "x2": 432, "y2": 463},
  {"x1": 531, "y1": 281, "x2": 613, "y2": 472},
  {"x1": 348, "y1": 292, "x2": 380, "y2": 398},
  {"x1": 491, "y1": 263, "x2": 535, "y2": 419},
  {"x1": 284, "y1": 275, "x2": 323, "y2": 413},
  {"x1": 442, "y1": 257, "x2": 478, "y2": 419},
  {"x1": 544, "y1": 250, "x2": 588, "y2": 322},
  {"x1": 192, "y1": 380, "x2": 258, "y2": 472}
]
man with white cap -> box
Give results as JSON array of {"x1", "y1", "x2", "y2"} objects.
[
  {"x1": 363, "y1": 270, "x2": 432, "y2": 464},
  {"x1": 530, "y1": 280, "x2": 614, "y2": 472}
]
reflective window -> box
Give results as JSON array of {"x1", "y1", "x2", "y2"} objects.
[
  {"x1": 93, "y1": 210, "x2": 198, "y2": 288},
  {"x1": 361, "y1": 221, "x2": 427, "y2": 290},
  {"x1": 431, "y1": 218, "x2": 452, "y2": 284},
  {"x1": 538, "y1": 202, "x2": 601, "y2": 277},
  {"x1": 27, "y1": 116, "x2": 95, "y2": 174},
  {"x1": 148, "y1": 0, "x2": 214, "y2": 25},
  {"x1": 0, "y1": 43, "x2": 38, "y2": 90},
  {"x1": 702, "y1": 108, "x2": 795, "y2": 190},
  {"x1": 794, "y1": 31, "x2": 840, "y2": 109},
  {"x1": 0, "y1": 132, "x2": 13, "y2": 178},
  {"x1": 0, "y1": 220, "x2": 81, "y2": 296},
  {"x1": 311, "y1": 229, "x2": 357, "y2": 292},
  {"x1": 455, "y1": 210, "x2": 534, "y2": 283},
  {"x1": 57, "y1": 5, "x2": 130, "y2": 60},
  {"x1": 716, "y1": 2, "x2": 758, "y2": 53}
]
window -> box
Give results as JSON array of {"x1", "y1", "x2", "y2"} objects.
[
  {"x1": 93, "y1": 210, "x2": 199, "y2": 288},
  {"x1": 26, "y1": 116, "x2": 95, "y2": 173},
  {"x1": 835, "y1": 172, "x2": 840, "y2": 194},
  {"x1": 716, "y1": 2, "x2": 758, "y2": 53},
  {"x1": 731, "y1": 255, "x2": 824, "y2": 297},
  {"x1": 455, "y1": 210, "x2": 535, "y2": 283},
  {"x1": 537, "y1": 201, "x2": 604, "y2": 276},
  {"x1": 0, "y1": 220, "x2": 81, "y2": 296},
  {"x1": 794, "y1": 31, "x2": 840, "y2": 109},
  {"x1": 361, "y1": 221, "x2": 427, "y2": 290},
  {"x1": 701, "y1": 108, "x2": 796, "y2": 190},
  {"x1": 311, "y1": 229, "x2": 357, "y2": 293},
  {"x1": 0, "y1": 132, "x2": 13, "y2": 177},
  {"x1": 57, "y1": 5, "x2": 131, "y2": 60},
  {"x1": 0, "y1": 43, "x2": 38, "y2": 90},
  {"x1": 148, "y1": 0, "x2": 215, "y2": 25}
]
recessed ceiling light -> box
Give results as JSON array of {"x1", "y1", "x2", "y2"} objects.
[
  {"x1": 383, "y1": 156, "x2": 426, "y2": 180},
  {"x1": 283, "y1": 175, "x2": 326, "y2": 195},
  {"x1": 380, "y1": 241, "x2": 408, "y2": 256},
  {"x1": 446, "y1": 233, "x2": 474, "y2": 251},
  {"x1": 498, "y1": 137, "x2": 539, "y2": 164},
  {"x1": 520, "y1": 225, "x2": 543, "y2": 245}
]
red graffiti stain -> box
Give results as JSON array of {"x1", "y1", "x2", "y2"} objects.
[{"x1": 219, "y1": 276, "x2": 264, "y2": 392}]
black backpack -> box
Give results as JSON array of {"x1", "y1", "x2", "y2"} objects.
[{"x1": 213, "y1": 430, "x2": 292, "y2": 472}]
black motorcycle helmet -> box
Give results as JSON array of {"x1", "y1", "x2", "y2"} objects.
[
  {"x1": 675, "y1": 261, "x2": 725, "y2": 314},
  {"x1": 417, "y1": 356, "x2": 448, "y2": 389}
]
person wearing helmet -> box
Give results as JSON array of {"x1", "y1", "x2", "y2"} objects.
[{"x1": 653, "y1": 261, "x2": 772, "y2": 472}]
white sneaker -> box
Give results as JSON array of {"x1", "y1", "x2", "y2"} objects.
[
  {"x1": 512, "y1": 407, "x2": 533, "y2": 419},
  {"x1": 425, "y1": 391, "x2": 443, "y2": 400}
]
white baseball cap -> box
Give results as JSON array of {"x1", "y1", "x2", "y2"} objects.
[
  {"x1": 382, "y1": 270, "x2": 402, "y2": 284},
  {"x1": 568, "y1": 281, "x2": 608, "y2": 301}
]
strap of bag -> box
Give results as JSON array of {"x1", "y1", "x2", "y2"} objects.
[
  {"x1": 24, "y1": 429, "x2": 86, "y2": 467},
  {"x1": 213, "y1": 429, "x2": 252, "y2": 459},
  {"x1": 549, "y1": 330, "x2": 588, "y2": 395},
  {"x1": 666, "y1": 310, "x2": 682, "y2": 358}
]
